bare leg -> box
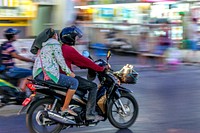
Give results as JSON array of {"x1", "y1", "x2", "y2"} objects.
[
  {"x1": 61, "y1": 89, "x2": 77, "y2": 116},
  {"x1": 19, "y1": 76, "x2": 32, "y2": 92}
]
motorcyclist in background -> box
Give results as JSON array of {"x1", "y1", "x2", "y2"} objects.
[
  {"x1": 1, "y1": 28, "x2": 34, "y2": 92},
  {"x1": 60, "y1": 26, "x2": 106, "y2": 121}
]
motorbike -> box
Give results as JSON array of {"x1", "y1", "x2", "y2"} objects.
[
  {"x1": 18, "y1": 50, "x2": 139, "y2": 133},
  {"x1": 0, "y1": 68, "x2": 26, "y2": 107}
]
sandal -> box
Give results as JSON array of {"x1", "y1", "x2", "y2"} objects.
[
  {"x1": 86, "y1": 114, "x2": 104, "y2": 121},
  {"x1": 61, "y1": 108, "x2": 78, "y2": 116}
]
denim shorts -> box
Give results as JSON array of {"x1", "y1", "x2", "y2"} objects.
[
  {"x1": 6, "y1": 67, "x2": 32, "y2": 79},
  {"x1": 35, "y1": 72, "x2": 78, "y2": 90}
]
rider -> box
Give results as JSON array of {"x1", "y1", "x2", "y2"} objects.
[
  {"x1": 1, "y1": 28, "x2": 34, "y2": 92},
  {"x1": 33, "y1": 28, "x2": 79, "y2": 116},
  {"x1": 60, "y1": 25, "x2": 106, "y2": 121}
]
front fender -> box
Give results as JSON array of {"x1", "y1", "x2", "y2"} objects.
[
  {"x1": 107, "y1": 86, "x2": 132, "y2": 101},
  {"x1": 118, "y1": 86, "x2": 133, "y2": 93}
]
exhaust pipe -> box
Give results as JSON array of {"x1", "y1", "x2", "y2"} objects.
[{"x1": 43, "y1": 111, "x2": 76, "y2": 125}]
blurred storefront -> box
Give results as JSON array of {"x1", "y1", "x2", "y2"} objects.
[
  {"x1": 190, "y1": 1, "x2": 200, "y2": 29},
  {"x1": 73, "y1": 0, "x2": 200, "y2": 50},
  {"x1": 74, "y1": 1, "x2": 150, "y2": 25},
  {"x1": 149, "y1": 1, "x2": 190, "y2": 41},
  {"x1": 0, "y1": 0, "x2": 78, "y2": 57},
  {"x1": 0, "y1": 0, "x2": 37, "y2": 38},
  {"x1": 0, "y1": 0, "x2": 65, "y2": 38},
  {"x1": 74, "y1": 1, "x2": 151, "y2": 48},
  {"x1": 31, "y1": 0, "x2": 57, "y2": 36}
]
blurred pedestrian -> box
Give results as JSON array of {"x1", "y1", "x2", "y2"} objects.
[
  {"x1": 165, "y1": 44, "x2": 182, "y2": 70},
  {"x1": 137, "y1": 31, "x2": 150, "y2": 67},
  {"x1": 153, "y1": 33, "x2": 172, "y2": 71},
  {"x1": 1, "y1": 28, "x2": 34, "y2": 92},
  {"x1": 186, "y1": 18, "x2": 199, "y2": 63}
]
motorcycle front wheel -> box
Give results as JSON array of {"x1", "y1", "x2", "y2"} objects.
[
  {"x1": 108, "y1": 92, "x2": 138, "y2": 129},
  {"x1": 26, "y1": 98, "x2": 63, "y2": 133}
]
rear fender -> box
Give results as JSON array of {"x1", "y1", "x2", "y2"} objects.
[{"x1": 26, "y1": 96, "x2": 54, "y2": 114}]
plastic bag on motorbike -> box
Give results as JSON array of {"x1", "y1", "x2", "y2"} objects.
[{"x1": 115, "y1": 64, "x2": 138, "y2": 84}]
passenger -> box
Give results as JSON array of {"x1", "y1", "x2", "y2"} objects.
[{"x1": 32, "y1": 28, "x2": 78, "y2": 116}]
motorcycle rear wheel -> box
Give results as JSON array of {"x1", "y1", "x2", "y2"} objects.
[
  {"x1": 26, "y1": 98, "x2": 63, "y2": 133},
  {"x1": 108, "y1": 92, "x2": 138, "y2": 129}
]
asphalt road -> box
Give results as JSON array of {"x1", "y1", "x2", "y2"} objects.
[{"x1": 1, "y1": 54, "x2": 200, "y2": 133}]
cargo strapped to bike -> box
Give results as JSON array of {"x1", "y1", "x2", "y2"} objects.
[{"x1": 114, "y1": 64, "x2": 138, "y2": 84}]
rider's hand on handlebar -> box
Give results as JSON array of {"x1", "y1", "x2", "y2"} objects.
[
  {"x1": 103, "y1": 65, "x2": 110, "y2": 73},
  {"x1": 69, "y1": 72, "x2": 75, "y2": 77},
  {"x1": 105, "y1": 65, "x2": 110, "y2": 69}
]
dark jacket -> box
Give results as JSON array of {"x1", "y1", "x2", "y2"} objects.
[{"x1": 30, "y1": 28, "x2": 55, "y2": 54}]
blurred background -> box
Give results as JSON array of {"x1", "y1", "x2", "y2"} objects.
[
  {"x1": 0, "y1": 0, "x2": 200, "y2": 67},
  {"x1": 1, "y1": 1, "x2": 200, "y2": 133}
]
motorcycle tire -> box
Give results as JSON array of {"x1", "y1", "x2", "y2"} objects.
[
  {"x1": 107, "y1": 92, "x2": 138, "y2": 129},
  {"x1": 26, "y1": 98, "x2": 63, "y2": 133}
]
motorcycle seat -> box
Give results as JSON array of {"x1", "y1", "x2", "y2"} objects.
[{"x1": 29, "y1": 79, "x2": 69, "y2": 90}]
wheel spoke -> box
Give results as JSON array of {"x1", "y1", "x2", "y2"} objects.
[
  {"x1": 110, "y1": 96, "x2": 137, "y2": 125},
  {"x1": 27, "y1": 99, "x2": 62, "y2": 133},
  {"x1": 126, "y1": 100, "x2": 130, "y2": 106},
  {"x1": 118, "y1": 116, "x2": 125, "y2": 123},
  {"x1": 42, "y1": 126, "x2": 49, "y2": 133},
  {"x1": 108, "y1": 93, "x2": 138, "y2": 128}
]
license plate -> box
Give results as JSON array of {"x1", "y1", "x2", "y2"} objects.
[
  {"x1": 22, "y1": 98, "x2": 31, "y2": 106},
  {"x1": 22, "y1": 94, "x2": 35, "y2": 106}
]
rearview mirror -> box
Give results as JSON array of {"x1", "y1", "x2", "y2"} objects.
[{"x1": 107, "y1": 51, "x2": 111, "y2": 61}]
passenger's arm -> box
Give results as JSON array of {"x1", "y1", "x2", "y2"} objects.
[{"x1": 53, "y1": 45, "x2": 72, "y2": 76}]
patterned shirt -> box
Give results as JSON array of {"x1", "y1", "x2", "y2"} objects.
[
  {"x1": 33, "y1": 38, "x2": 71, "y2": 83},
  {"x1": 1, "y1": 41, "x2": 16, "y2": 68}
]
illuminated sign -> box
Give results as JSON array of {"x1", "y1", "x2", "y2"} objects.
[
  {"x1": 142, "y1": 0, "x2": 176, "y2": 2},
  {"x1": 100, "y1": 8, "x2": 114, "y2": 17},
  {"x1": 32, "y1": 0, "x2": 57, "y2": 5},
  {"x1": 115, "y1": 0, "x2": 137, "y2": 3}
]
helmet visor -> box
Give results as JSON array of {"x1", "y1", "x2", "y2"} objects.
[
  {"x1": 73, "y1": 26, "x2": 83, "y2": 38},
  {"x1": 13, "y1": 28, "x2": 21, "y2": 35}
]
